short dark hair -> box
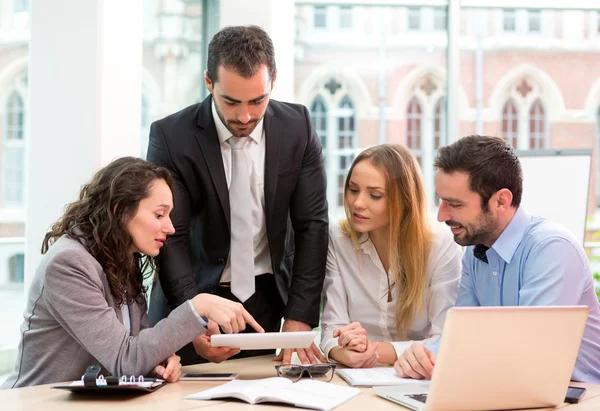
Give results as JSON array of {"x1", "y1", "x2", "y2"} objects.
[
  {"x1": 207, "y1": 25, "x2": 276, "y2": 83},
  {"x1": 434, "y1": 135, "x2": 523, "y2": 210}
]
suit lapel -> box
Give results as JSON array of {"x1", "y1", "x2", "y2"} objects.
[
  {"x1": 195, "y1": 96, "x2": 230, "y2": 227},
  {"x1": 264, "y1": 104, "x2": 280, "y2": 222}
]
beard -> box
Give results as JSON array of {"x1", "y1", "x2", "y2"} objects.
[
  {"x1": 214, "y1": 100, "x2": 262, "y2": 137},
  {"x1": 447, "y1": 210, "x2": 498, "y2": 246}
]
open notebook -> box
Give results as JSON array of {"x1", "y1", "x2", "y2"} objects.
[
  {"x1": 337, "y1": 367, "x2": 430, "y2": 387},
  {"x1": 185, "y1": 377, "x2": 360, "y2": 411}
]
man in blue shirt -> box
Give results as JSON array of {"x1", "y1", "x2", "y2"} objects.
[{"x1": 394, "y1": 135, "x2": 600, "y2": 383}]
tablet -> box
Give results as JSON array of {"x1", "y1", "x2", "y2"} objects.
[{"x1": 210, "y1": 331, "x2": 317, "y2": 350}]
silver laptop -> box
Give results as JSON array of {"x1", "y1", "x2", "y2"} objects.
[{"x1": 374, "y1": 306, "x2": 589, "y2": 411}]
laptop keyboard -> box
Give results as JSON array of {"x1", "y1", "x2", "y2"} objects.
[{"x1": 407, "y1": 393, "x2": 428, "y2": 403}]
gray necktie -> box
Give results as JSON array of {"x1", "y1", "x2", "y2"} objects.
[{"x1": 228, "y1": 136, "x2": 255, "y2": 302}]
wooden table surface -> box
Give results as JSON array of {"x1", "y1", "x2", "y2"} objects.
[{"x1": 2, "y1": 355, "x2": 600, "y2": 410}]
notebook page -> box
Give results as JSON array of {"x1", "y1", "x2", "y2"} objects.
[
  {"x1": 185, "y1": 377, "x2": 292, "y2": 403},
  {"x1": 337, "y1": 368, "x2": 431, "y2": 386},
  {"x1": 268, "y1": 380, "x2": 360, "y2": 411}
]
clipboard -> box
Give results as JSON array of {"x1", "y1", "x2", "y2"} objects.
[{"x1": 52, "y1": 364, "x2": 166, "y2": 394}]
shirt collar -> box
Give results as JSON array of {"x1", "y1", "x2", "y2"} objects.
[
  {"x1": 490, "y1": 207, "x2": 531, "y2": 264},
  {"x1": 211, "y1": 99, "x2": 264, "y2": 145},
  {"x1": 357, "y1": 231, "x2": 376, "y2": 255}
]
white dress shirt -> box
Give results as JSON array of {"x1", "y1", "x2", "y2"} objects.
[
  {"x1": 211, "y1": 102, "x2": 273, "y2": 282},
  {"x1": 320, "y1": 221, "x2": 463, "y2": 360}
]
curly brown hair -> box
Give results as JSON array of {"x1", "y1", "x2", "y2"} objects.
[{"x1": 42, "y1": 157, "x2": 174, "y2": 306}]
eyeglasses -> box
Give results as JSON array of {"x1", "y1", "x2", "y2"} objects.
[{"x1": 274, "y1": 363, "x2": 336, "y2": 382}]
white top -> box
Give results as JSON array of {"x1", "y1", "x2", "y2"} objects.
[
  {"x1": 120, "y1": 304, "x2": 130, "y2": 335},
  {"x1": 211, "y1": 101, "x2": 273, "y2": 282},
  {"x1": 320, "y1": 222, "x2": 463, "y2": 360}
]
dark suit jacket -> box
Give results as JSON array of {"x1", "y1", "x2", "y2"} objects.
[{"x1": 146, "y1": 95, "x2": 328, "y2": 327}]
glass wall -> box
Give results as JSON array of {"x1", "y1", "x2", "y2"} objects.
[
  {"x1": 0, "y1": 0, "x2": 28, "y2": 375},
  {"x1": 140, "y1": 0, "x2": 218, "y2": 159},
  {"x1": 295, "y1": 2, "x2": 600, "y2": 255},
  {"x1": 454, "y1": 5, "x2": 600, "y2": 260},
  {"x1": 295, "y1": 3, "x2": 449, "y2": 219}
]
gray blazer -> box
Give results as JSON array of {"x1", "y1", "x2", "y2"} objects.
[{"x1": 1, "y1": 235, "x2": 206, "y2": 389}]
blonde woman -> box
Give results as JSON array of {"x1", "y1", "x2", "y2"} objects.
[{"x1": 320, "y1": 144, "x2": 462, "y2": 368}]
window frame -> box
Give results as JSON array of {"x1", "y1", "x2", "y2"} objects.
[
  {"x1": 313, "y1": 5, "x2": 327, "y2": 29},
  {"x1": 2, "y1": 90, "x2": 26, "y2": 207}
]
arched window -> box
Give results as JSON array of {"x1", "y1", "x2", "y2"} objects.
[
  {"x1": 3, "y1": 91, "x2": 25, "y2": 206},
  {"x1": 310, "y1": 96, "x2": 328, "y2": 152},
  {"x1": 406, "y1": 97, "x2": 422, "y2": 166},
  {"x1": 502, "y1": 99, "x2": 519, "y2": 149},
  {"x1": 434, "y1": 97, "x2": 446, "y2": 150},
  {"x1": 529, "y1": 99, "x2": 546, "y2": 149},
  {"x1": 336, "y1": 96, "x2": 355, "y2": 208}
]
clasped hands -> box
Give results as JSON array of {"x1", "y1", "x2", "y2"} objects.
[{"x1": 329, "y1": 322, "x2": 380, "y2": 368}]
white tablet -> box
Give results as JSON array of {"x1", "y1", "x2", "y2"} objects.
[{"x1": 210, "y1": 331, "x2": 317, "y2": 350}]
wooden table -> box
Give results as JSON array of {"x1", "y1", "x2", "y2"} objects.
[{"x1": 2, "y1": 355, "x2": 600, "y2": 410}]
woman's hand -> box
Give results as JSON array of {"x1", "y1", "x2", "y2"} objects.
[
  {"x1": 152, "y1": 354, "x2": 182, "y2": 382},
  {"x1": 191, "y1": 293, "x2": 264, "y2": 334},
  {"x1": 333, "y1": 322, "x2": 368, "y2": 353},
  {"x1": 330, "y1": 340, "x2": 380, "y2": 368}
]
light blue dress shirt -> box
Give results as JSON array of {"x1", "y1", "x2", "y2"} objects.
[{"x1": 433, "y1": 207, "x2": 600, "y2": 383}]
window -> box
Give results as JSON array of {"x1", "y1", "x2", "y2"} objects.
[
  {"x1": 528, "y1": 10, "x2": 541, "y2": 32},
  {"x1": 13, "y1": 0, "x2": 28, "y2": 27},
  {"x1": 502, "y1": 99, "x2": 519, "y2": 149},
  {"x1": 13, "y1": 0, "x2": 27, "y2": 13},
  {"x1": 340, "y1": 6, "x2": 352, "y2": 29},
  {"x1": 313, "y1": 6, "x2": 327, "y2": 28},
  {"x1": 3, "y1": 91, "x2": 25, "y2": 206},
  {"x1": 434, "y1": 97, "x2": 446, "y2": 150},
  {"x1": 8, "y1": 253, "x2": 24, "y2": 283},
  {"x1": 310, "y1": 96, "x2": 328, "y2": 151},
  {"x1": 434, "y1": 8, "x2": 447, "y2": 31},
  {"x1": 503, "y1": 9, "x2": 516, "y2": 32},
  {"x1": 529, "y1": 99, "x2": 546, "y2": 149},
  {"x1": 406, "y1": 97, "x2": 422, "y2": 165},
  {"x1": 408, "y1": 7, "x2": 421, "y2": 31},
  {"x1": 336, "y1": 96, "x2": 355, "y2": 208}
]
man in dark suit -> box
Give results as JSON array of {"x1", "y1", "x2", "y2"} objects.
[{"x1": 146, "y1": 25, "x2": 328, "y2": 365}]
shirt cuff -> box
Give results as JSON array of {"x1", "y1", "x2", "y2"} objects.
[
  {"x1": 425, "y1": 338, "x2": 441, "y2": 354},
  {"x1": 187, "y1": 300, "x2": 208, "y2": 327},
  {"x1": 320, "y1": 337, "x2": 341, "y2": 362}
]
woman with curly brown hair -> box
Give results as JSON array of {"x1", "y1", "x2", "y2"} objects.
[{"x1": 1, "y1": 157, "x2": 262, "y2": 389}]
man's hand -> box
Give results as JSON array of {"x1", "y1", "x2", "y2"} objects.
[
  {"x1": 193, "y1": 320, "x2": 241, "y2": 363},
  {"x1": 152, "y1": 354, "x2": 182, "y2": 382},
  {"x1": 274, "y1": 319, "x2": 327, "y2": 365},
  {"x1": 333, "y1": 322, "x2": 368, "y2": 353},
  {"x1": 191, "y1": 293, "x2": 265, "y2": 334},
  {"x1": 330, "y1": 340, "x2": 380, "y2": 368},
  {"x1": 394, "y1": 343, "x2": 436, "y2": 380}
]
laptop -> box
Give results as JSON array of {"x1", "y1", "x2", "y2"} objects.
[{"x1": 374, "y1": 306, "x2": 589, "y2": 411}]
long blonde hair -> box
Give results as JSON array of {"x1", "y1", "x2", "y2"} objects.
[{"x1": 341, "y1": 144, "x2": 432, "y2": 338}]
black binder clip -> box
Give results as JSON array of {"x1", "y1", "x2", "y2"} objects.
[{"x1": 83, "y1": 364, "x2": 101, "y2": 387}]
